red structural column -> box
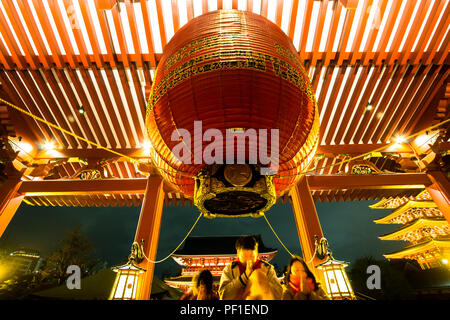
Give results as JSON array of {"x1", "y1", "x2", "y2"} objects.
[
  {"x1": 426, "y1": 171, "x2": 450, "y2": 224},
  {"x1": 134, "y1": 175, "x2": 165, "y2": 300},
  {"x1": 290, "y1": 175, "x2": 326, "y2": 280},
  {"x1": 0, "y1": 176, "x2": 24, "y2": 238}
]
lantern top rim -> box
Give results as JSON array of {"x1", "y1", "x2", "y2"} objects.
[
  {"x1": 111, "y1": 260, "x2": 146, "y2": 273},
  {"x1": 315, "y1": 254, "x2": 349, "y2": 269}
]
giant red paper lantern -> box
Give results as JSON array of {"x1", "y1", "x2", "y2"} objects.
[{"x1": 146, "y1": 10, "x2": 319, "y2": 217}]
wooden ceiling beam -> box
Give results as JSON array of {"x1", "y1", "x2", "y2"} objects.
[
  {"x1": 371, "y1": 66, "x2": 416, "y2": 143},
  {"x1": 60, "y1": 0, "x2": 89, "y2": 67},
  {"x1": 2, "y1": 0, "x2": 38, "y2": 69},
  {"x1": 171, "y1": 0, "x2": 180, "y2": 34},
  {"x1": 54, "y1": 69, "x2": 97, "y2": 145},
  {"x1": 324, "y1": 0, "x2": 343, "y2": 66},
  {"x1": 361, "y1": 0, "x2": 388, "y2": 65},
  {"x1": 307, "y1": 173, "x2": 432, "y2": 191},
  {"x1": 90, "y1": 66, "x2": 128, "y2": 148},
  {"x1": 319, "y1": 65, "x2": 347, "y2": 143},
  {"x1": 0, "y1": 5, "x2": 25, "y2": 69},
  {"x1": 361, "y1": 65, "x2": 404, "y2": 143},
  {"x1": 398, "y1": 0, "x2": 431, "y2": 66},
  {"x1": 110, "y1": 1, "x2": 129, "y2": 67},
  {"x1": 93, "y1": 0, "x2": 116, "y2": 67},
  {"x1": 186, "y1": 0, "x2": 194, "y2": 21},
  {"x1": 155, "y1": 0, "x2": 168, "y2": 49},
  {"x1": 424, "y1": 4, "x2": 450, "y2": 66},
  {"x1": 384, "y1": 0, "x2": 415, "y2": 66},
  {"x1": 79, "y1": 0, "x2": 104, "y2": 68},
  {"x1": 349, "y1": 65, "x2": 383, "y2": 144},
  {"x1": 324, "y1": 65, "x2": 358, "y2": 145},
  {"x1": 335, "y1": 7, "x2": 355, "y2": 65},
  {"x1": 403, "y1": 66, "x2": 450, "y2": 136},
  {"x1": 124, "y1": 0, "x2": 144, "y2": 68},
  {"x1": 260, "y1": 0, "x2": 268, "y2": 18},
  {"x1": 353, "y1": 67, "x2": 392, "y2": 143},
  {"x1": 48, "y1": 0, "x2": 77, "y2": 68},
  {"x1": 299, "y1": 0, "x2": 314, "y2": 61},
  {"x1": 10, "y1": 0, "x2": 51, "y2": 69},
  {"x1": 348, "y1": 0, "x2": 372, "y2": 65},
  {"x1": 334, "y1": 65, "x2": 369, "y2": 144},
  {"x1": 66, "y1": 68, "x2": 108, "y2": 147},
  {"x1": 8, "y1": 70, "x2": 64, "y2": 145},
  {"x1": 117, "y1": 65, "x2": 145, "y2": 143},
  {"x1": 287, "y1": 0, "x2": 299, "y2": 39},
  {"x1": 380, "y1": 65, "x2": 430, "y2": 142},
  {"x1": 311, "y1": 0, "x2": 328, "y2": 66},
  {"x1": 373, "y1": 0, "x2": 402, "y2": 65},
  {"x1": 103, "y1": 66, "x2": 137, "y2": 146},
  {"x1": 28, "y1": 70, "x2": 78, "y2": 148},
  {"x1": 0, "y1": 73, "x2": 44, "y2": 143},
  {"x1": 78, "y1": 68, "x2": 117, "y2": 148}
]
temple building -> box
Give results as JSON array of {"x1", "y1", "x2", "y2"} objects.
[
  {"x1": 372, "y1": 191, "x2": 450, "y2": 269},
  {"x1": 165, "y1": 235, "x2": 278, "y2": 293},
  {"x1": 0, "y1": 0, "x2": 448, "y2": 300}
]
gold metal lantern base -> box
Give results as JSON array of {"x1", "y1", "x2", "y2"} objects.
[{"x1": 194, "y1": 164, "x2": 276, "y2": 218}]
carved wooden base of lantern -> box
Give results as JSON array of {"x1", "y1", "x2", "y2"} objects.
[{"x1": 194, "y1": 164, "x2": 276, "y2": 218}]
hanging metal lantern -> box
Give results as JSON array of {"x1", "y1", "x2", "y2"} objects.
[
  {"x1": 146, "y1": 9, "x2": 320, "y2": 217},
  {"x1": 315, "y1": 238, "x2": 356, "y2": 300},
  {"x1": 109, "y1": 243, "x2": 146, "y2": 300}
]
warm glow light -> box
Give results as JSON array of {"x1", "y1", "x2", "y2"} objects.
[
  {"x1": 43, "y1": 141, "x2": 55, "y2": 150},
  {"x1": 112, "y1": 270, "x2": 139, "y2": 300},
  {"x1": 316, "y1": 258, "x2": 355, "y2": 300},
  {"x1": 109, "y1": 261, "x2": 146, "y2": 300},
  {"x1": 394, "y1": 135, "x2": 406, "y2": 144},
  {"x1": 442, "y1": 259, "x2": 448, "y2": 265}
]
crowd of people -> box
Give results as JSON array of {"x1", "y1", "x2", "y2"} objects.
[{"x1": 181, "y1": 235, "x2": 330, "y2": 300}]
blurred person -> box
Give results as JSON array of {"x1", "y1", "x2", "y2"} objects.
[{"x1": 181, "y1": 269, "x2": 218, "y2": 300}]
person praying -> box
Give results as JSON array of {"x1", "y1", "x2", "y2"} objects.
[
  {"x1": 218, "y1": 235, "x2": 282, "y2": 300},
  {"x1": 282, "y1": 256, "x2": 329, "y2": 300}
]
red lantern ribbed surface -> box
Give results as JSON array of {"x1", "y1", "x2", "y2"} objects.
[{"x1": 146, "y1": 10, "x2": 320, "y2": 199}]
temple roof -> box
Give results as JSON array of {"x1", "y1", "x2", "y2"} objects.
[
  {"x1": 374, "y1": 200, "x2": 438, "y2": 224},
  {"x1": 173, "y1": 235, "x2": 277, "y2": 256},
  {"x1": 384, "y1": 238, "x2": 450, "y2": 259},
  {"x1": 378, "y1": 218, "x2": 449, "y2": 241}
]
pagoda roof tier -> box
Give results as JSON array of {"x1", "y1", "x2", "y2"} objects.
[
  {"x1": 370, "y1": 190, "x2": 432, "y2": 210},
  {"x1": 384, "y1": 239, "x2": 450, "y2": 260},
  {"x1": 374, "y1": 201, "x2": 438, "y2": 224},
  {"x1": 378, "y1": 218, "x2": 450, "y2": 241},
  {"x1": 173, "y1": 235, "x2": 277, "y2": 256}
]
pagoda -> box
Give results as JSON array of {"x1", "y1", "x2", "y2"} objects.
[
  {"x1": 164, "y1": 235, "x2": 278, "y2": 293},
  {"x1": 372, "y1": 190, "x2": 450, "y2": 269}
]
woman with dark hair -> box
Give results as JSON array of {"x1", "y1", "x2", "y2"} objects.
[
  {"x1": 282, "y1": 256, "x2": 329, "y2": 300},
  {"x1": 181, "y1": 269, "x2": 219, "y2": 300}
]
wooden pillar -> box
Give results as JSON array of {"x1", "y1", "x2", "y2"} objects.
[
  {"x1": 134, "y1": 175, "x2": 165, "y2": 300},
  {"x1": 426, "y1": 171, "x2": 450, "y2": 224},
  {"x1": 290, "y1": 175, "x2": 326, "y2": 283},
  {"x1": 0, "y1": 177, "x2": 23, "y2": 238}
]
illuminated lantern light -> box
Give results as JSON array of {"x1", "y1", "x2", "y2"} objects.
[
  {"x1": 109, "y1": 261, "x2": 145, "y2": 300},
  {"x1": 146, "y1": 10, "x2": 320, "y2": 217},
  {"x1": 109, "y1": 243, "x2": 146, "y2": 300},
  {"x1": 316, "y1": 255, "x2": 356, "y2": 300}
]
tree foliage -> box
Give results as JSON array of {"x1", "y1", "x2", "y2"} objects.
[
  {"x1": 41, "y1": 225, "x2": 99, "y2": 285},
  {"x1": 348, "y1": 256, "x2": 416, "y2": 300}
]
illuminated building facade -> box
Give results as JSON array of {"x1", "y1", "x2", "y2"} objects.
[
  {"x1": 372, "y1": 191, "x2": 450, "y2": 269},
  {"x1": 165, "y1": 235, "x2": 277, "y2": 293}
]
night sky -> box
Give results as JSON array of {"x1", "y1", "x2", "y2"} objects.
[{"x1": 0, "y1": 199, "x2": 405, "y2": 279}]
